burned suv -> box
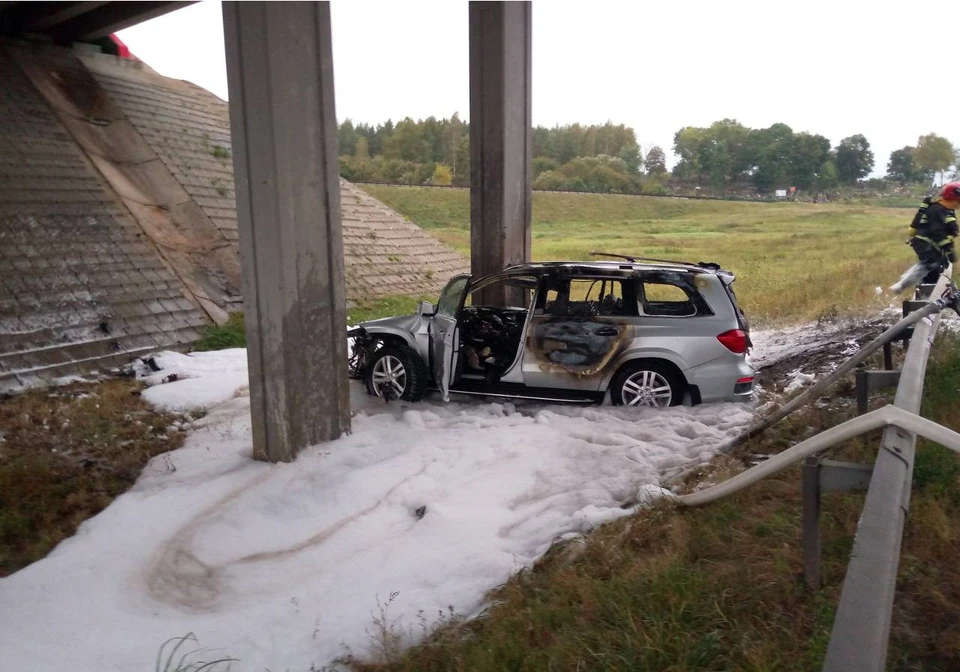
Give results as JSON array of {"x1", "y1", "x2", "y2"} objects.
[{"x1": 347, "y1": 255, "x2": 754, "y2": 407}]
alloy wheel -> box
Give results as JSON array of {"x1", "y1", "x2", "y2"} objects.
[
  {"x1": 371, "y1": 355, "x2": 407, "y2": 399},
  {"x1": 621, "y1": 370, "x2": 673, "y2": 407}
]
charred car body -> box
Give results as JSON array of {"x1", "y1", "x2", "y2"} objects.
[{"x1": 347, "y1": 256, "x2": 755, "y2": 407}]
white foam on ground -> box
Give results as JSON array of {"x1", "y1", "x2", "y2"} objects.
[{"x1": 0, "y1": 348, "x2": 755, "y2": 671}]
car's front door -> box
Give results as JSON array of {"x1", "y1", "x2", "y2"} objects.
[
  {"x1": 522, "y1": 276, "x2": 636, "y2": 390},
  {"x1": 429, "y1": 274, "x2": 470, "y2": 400}
]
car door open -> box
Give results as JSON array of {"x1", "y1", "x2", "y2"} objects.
[{"x1": 429, "y1": 274, "x2": 470, "y2": 400}]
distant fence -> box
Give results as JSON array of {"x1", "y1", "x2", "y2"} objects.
[
  {"x1": 352, "y1": 180, "x2": 788, "y2": 204},
  {"x1": 351, "y1": 180, "x2": 918, "y2": 207}
]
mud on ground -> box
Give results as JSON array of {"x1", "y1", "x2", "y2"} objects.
[{"x1": 750, "y1": 312, "x2": 900, "y2": 398}]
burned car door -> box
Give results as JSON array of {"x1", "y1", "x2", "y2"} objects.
[
  {"x1": 429, "y1": 274, "x2": 470, "y2": 401},
  {"x1": 522, "y1": 276, "x2": 636, "y2": 390}
]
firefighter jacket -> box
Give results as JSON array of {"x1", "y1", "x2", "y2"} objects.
[{"x1": 912, "y1": 200, "x2": 959, "y2": 250}]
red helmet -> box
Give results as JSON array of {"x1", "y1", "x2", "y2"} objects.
[{"x1": 942, "y1": 182, "x2": 960, "y2": 201}]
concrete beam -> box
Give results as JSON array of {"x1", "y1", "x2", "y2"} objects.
[
  {"x1": 50, "y1": 2, "x2": 192, "y2": 43},
  {"x1": 469, "y1": 1, "x2": 532, "y2": 305},
  {"x1": 0, "y1": 2, "x2": 106, "y2": 35},
  {"x1": 223, "y1": 1, "x2": 350, "y2": 462}
]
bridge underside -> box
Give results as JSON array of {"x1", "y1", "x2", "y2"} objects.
[{"x1": 1, "y1": 0, "x2": 533, "y2": 462}]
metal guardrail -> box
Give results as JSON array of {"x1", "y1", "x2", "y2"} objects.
[
  {"x1": 665, "y1": 270, "x2": 957, "y2": 669},
  {"x1": 822, "y1": 270, "x2": 952, "y2": 671}
]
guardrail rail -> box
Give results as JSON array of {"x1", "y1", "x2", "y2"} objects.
[{"x1": 822, "y1": 271, "x2": 953, "y2": 670}]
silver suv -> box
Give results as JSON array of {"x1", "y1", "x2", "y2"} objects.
[{"x1": 347, "y1": 255, "x2": 754, "y2": 407}]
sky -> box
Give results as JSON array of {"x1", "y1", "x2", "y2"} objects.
[{"x1": 117, "y1": 0, "x2": 958, "y2": 177}]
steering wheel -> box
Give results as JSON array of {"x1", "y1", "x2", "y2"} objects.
[{"x1": 474, "y1": 307, "x2": 505, "y2": 329}]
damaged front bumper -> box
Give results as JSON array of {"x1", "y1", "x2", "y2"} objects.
[{"x1": 347, "y1": 326, "x2": 370, "y2": 379}]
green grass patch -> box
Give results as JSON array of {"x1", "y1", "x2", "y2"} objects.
[
  {"x1": 364, "y1": 186, "x2": 921, "y2": 326},
  {"x1": 346, "y1": 334, "x2": 960, "y2": 671},
  {"x1": 191, "y1": 299, "x2": 434, "y2": 354},
  {"x1": 195, "y1": 312, "x2": 247, "y2": 351},
  {"x1": 347, "y1": 295, "x2": 433, "y2": 325}
]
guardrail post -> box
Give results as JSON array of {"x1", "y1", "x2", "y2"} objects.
[
  {"x1": 803, "y1": 458, "x2": 874, "y2": 590},
  {"x1": 901, "y1": 299, "x2": 928, "y2": 347},
  {"x1": 883, "y1": 341, "x2": 893, "y2": 371},
  {"x1": 855, "y1": 369, "x2": 867, "y2": 416},
  {"x1": 855, "y1": 370, "x2": 902, "y2": 415},
  {"x1": 802, "y1": 456, "x2": 822, "y2": 590}
]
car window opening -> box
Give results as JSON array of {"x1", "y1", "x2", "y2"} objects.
[{"x1": 459, "y1": 275, "x2": 537, "y2": 379}]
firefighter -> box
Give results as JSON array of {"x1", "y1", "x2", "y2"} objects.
[{"x1": 890, "y1": 182, "x2": 960, "y2": 294}]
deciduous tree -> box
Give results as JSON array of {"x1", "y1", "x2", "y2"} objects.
[
  {"x1": 644, "y1": 146, "x2": 667, "y2": 175},
  {"x1": 834, "y1": 134, "x2": 874, "y2": 184},
  {"x1": 915, "y1": 133, "x2": 955, "y2": 185}
]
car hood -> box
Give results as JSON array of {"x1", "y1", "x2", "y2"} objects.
[{"x1": 359, "y1": 314, "x2": 422, "y2": 333}]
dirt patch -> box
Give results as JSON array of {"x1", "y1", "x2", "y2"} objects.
[
  {"x1": 751, "y1": 313, "x2": 898, "y2": 397},
  {"x1": 0, "y1": 379, "x2": 191, "y2": 576}
]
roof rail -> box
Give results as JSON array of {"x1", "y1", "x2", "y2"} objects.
[{"x1": 588, "y1": 251, "x2": 721, "y2": 270}]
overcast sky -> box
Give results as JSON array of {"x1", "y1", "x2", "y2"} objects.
[{"x1": 117, "y1": 0, "x2": 957, "y2": 177}]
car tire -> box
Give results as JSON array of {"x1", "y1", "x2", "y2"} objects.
[
  {"x1": 609, "y1": 360, "x2": 684, "y2": 408},
  {"x1": 364, "y1": 343, "x2": 429, "y2": 402}
]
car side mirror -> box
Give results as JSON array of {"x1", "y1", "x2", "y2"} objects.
[{"x1": 417, "y1": 301, "x2": 436, "y2": 317}]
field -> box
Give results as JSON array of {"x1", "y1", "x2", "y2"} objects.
[{"x1": 364, "y1": 186, "x2": 921, "y2": 325}]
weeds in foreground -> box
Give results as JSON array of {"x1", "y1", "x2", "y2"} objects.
[
  {"x1": 368, "y1": 592, "x2": 404, "y2": 665},
  {"x1": 338, "y1": 592, "x2": 461, "y2": 669},
  {"x1": 155, "y1": 633, "x2": 237, "y2": 671}
]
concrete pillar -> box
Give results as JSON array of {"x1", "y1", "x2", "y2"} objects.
[
  {"x1": 469, "y1": 1, "x2": 532, "y2": 306},
  {"x1": 222, "y1": 1, "x2": 350, "y2": 462}
]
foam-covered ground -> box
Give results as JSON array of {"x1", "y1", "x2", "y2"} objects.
[{"x1": 0, "y1": 348, "x2": 754, "y2": 671}]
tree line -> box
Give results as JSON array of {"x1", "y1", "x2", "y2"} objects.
[
  {"x1": 337, "y1": 115, "x2": 957, "y2": 196},
  {"x1": 337, "y1": 117, "x2": 648, "y2": 192},
  {"x1": 672, "y1": 121, "x2": 957, "y2": 193}
]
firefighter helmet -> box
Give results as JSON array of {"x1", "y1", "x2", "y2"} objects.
[{"x1": 941, "y1": 182, "x2": 960, "y2": 201}]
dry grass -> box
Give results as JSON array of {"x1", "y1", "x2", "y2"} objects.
[
  {"x1": 0, "y1": 379, "x2": 188, "y2": 576},
  {"x1": 365, "y1": 186, "x2": 917, "y2": 326},
  {"x1": 346, "y1": 336, "x2": 960, "y2": 671}
]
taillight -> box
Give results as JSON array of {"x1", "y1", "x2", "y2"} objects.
[{"x1": 717, "y1": 329, "x2": 748, "y2": 354}]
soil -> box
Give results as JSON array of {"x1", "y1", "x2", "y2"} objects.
[{"x1": 750, "y1": 313, "x2": 899, "y2": 398}]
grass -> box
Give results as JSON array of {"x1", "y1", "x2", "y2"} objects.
[
  {"x1": 0, "y1": 379, "x2": 189, "y2": 576},
  {"x1": 190, "y1": 300, "x2": 434, "y2": 354},
  {"x1": 346, "y1": 335, "x2": 960, "y2": 672},
  {"x1": 347, "y1": 295, "x2": 432, "y2": 325},
  {"x1": 154, "y1": 633, "x2": 237, "y2": 671},
  {"x1": 191, "y1": 189, "x2": 920, "y2": 337},
  {"x1": 364, "y1": 186, "x2": 921, "y2": 326},
  {"x1": 195, "y1": 312, "x2": 247, "y2": 351}
]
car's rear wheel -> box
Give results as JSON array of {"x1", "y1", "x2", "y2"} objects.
[
  {"x1": 610, "y1": 361, "x2": 684, "y2": 408},
  {"x1": 364, "y1": 344, "x2": 429, "y2": 402}
]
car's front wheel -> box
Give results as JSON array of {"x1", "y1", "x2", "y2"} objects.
[
  {"x1": 610, "y1": 361, "x2": 684, "y2": 408},
  {"x1": 364, "y1": 344, "x2": 429, "y2": 402}
]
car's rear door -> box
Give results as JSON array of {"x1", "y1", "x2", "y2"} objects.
[{"x1": 429, "y1": 274, "x2": 470, "y2": 400}]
